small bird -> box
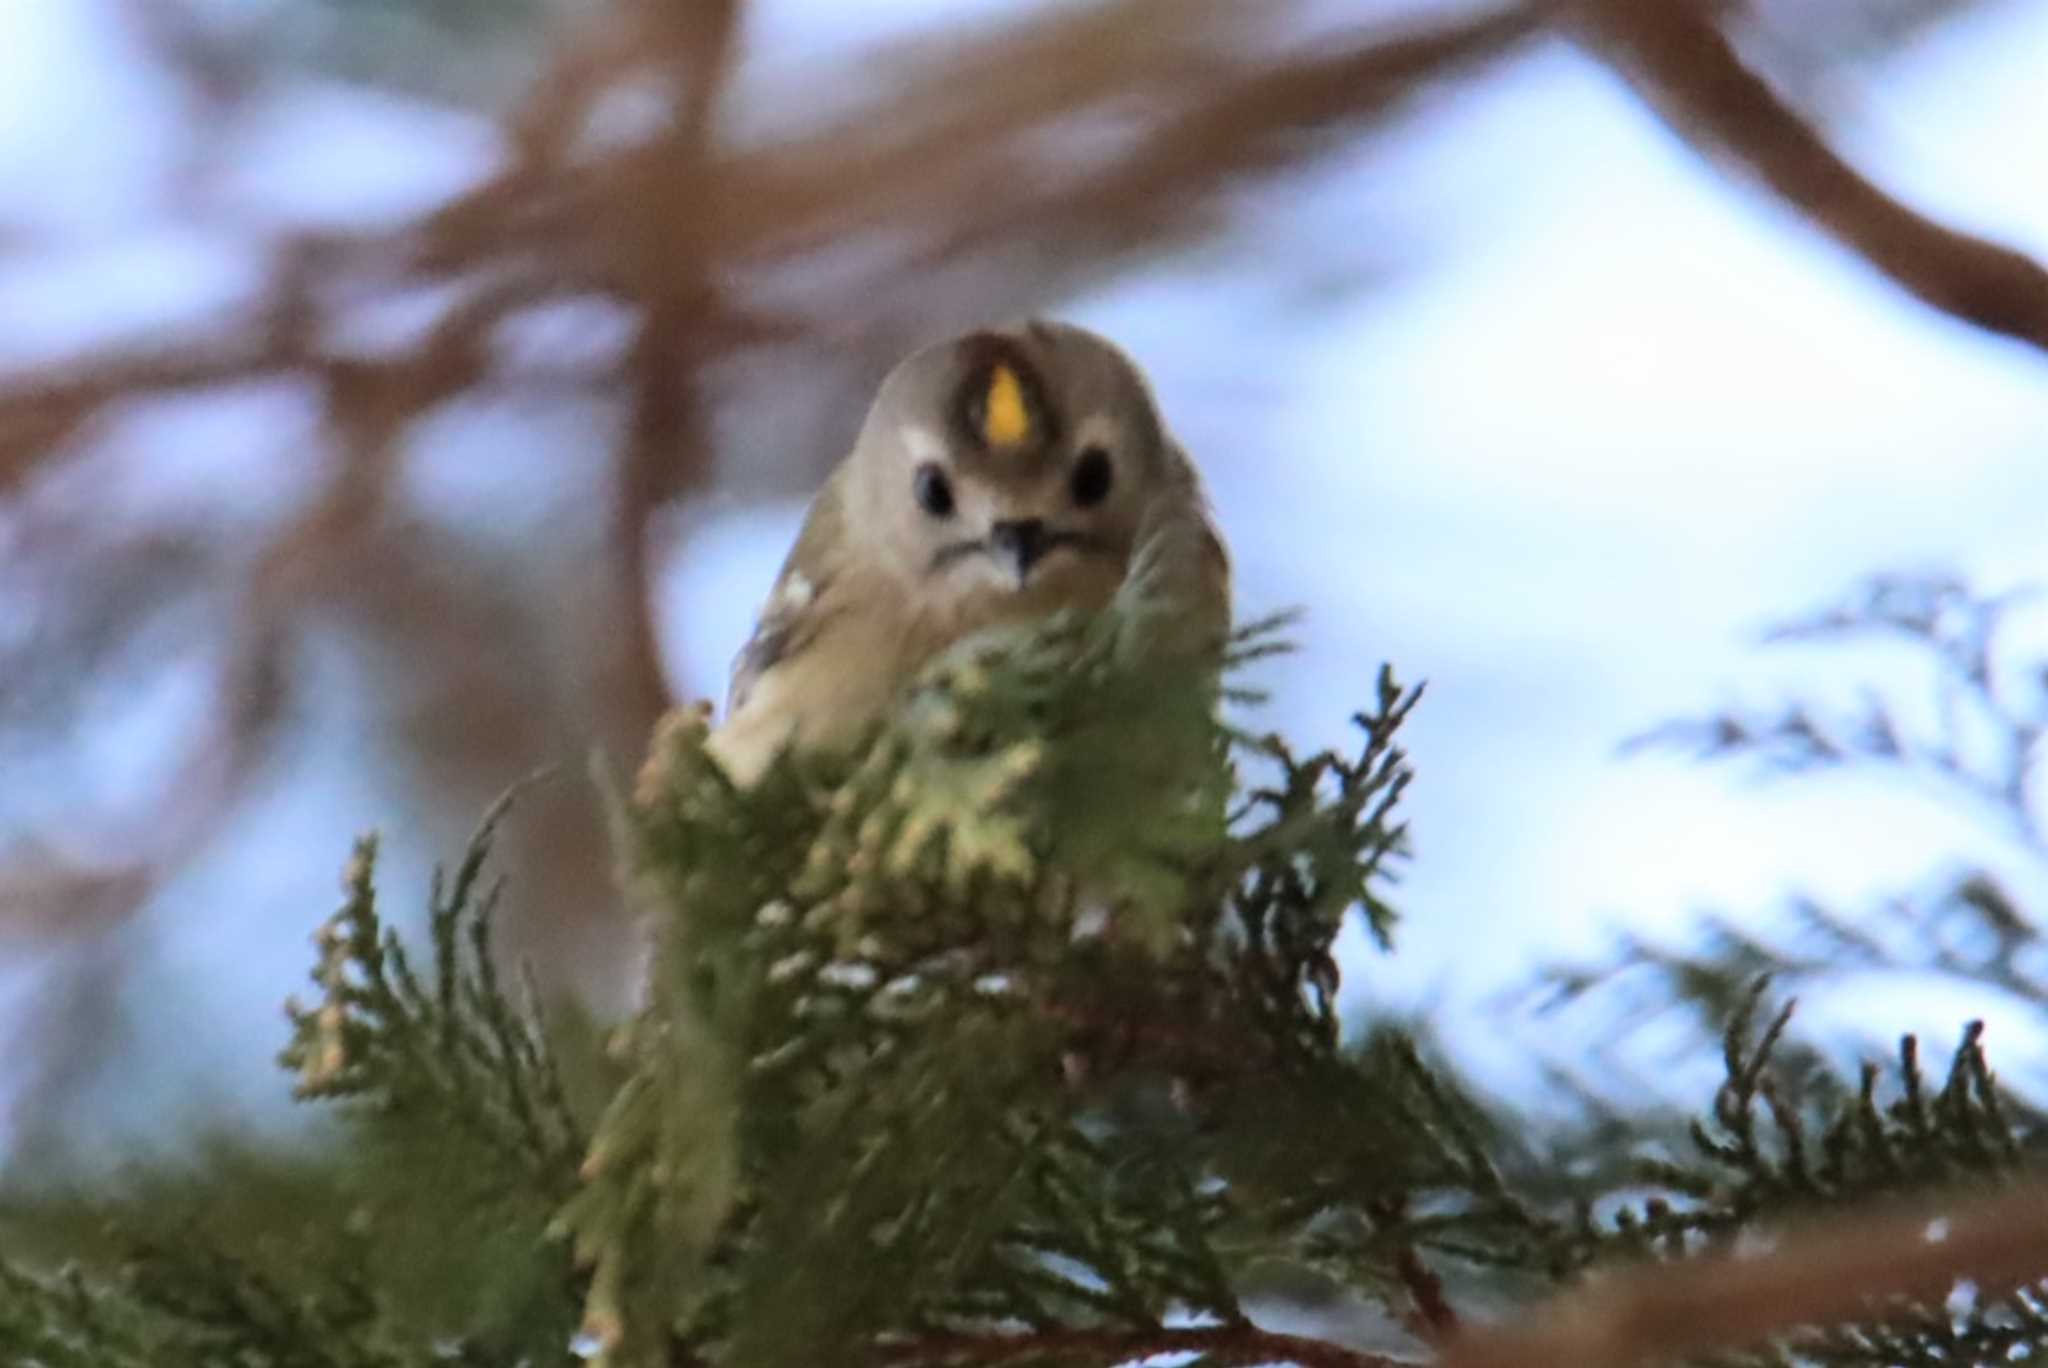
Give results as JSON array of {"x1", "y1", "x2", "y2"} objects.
[{"x1": 708, "y1": 321, "x2": 1230, "y2": 786}]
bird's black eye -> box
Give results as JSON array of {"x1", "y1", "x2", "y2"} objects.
[
  {"x1": 1070, "y1": 446, "x2": 1114, "y2": 507},
  {"x1": 914, "y1": 462, "x2": 955, "y2": 518}
]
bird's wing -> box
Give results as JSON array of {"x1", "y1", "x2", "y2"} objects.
[
  {"x1": 1115, "y1": 446, "x2": 1232, "y2": 658},
  {"x1": 726, "y1": 479, "x2": 847, "y2": 717}
]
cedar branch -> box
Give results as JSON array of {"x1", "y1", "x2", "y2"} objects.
[{"x1": 882, "y1": 1322, "x2": 1404, "y2": 1368}]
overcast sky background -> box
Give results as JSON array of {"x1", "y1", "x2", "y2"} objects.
[{"x1": 3, "y1": 0, "x2": 2045, "y2": 1157}]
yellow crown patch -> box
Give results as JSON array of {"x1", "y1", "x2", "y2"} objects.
[{"x1": 981, "y1": 363, "x2": 1031, "y2": 447}]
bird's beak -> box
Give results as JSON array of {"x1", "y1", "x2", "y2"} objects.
[{"x1": 987, "y1": 518, "x2": 1048, "y2": 584}]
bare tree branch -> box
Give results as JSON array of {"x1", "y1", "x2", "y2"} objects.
[
  {"x1": 604, "y1": 0, "x2": 745, "y2": 744},
  {"x1": 1443, "y1": 1181, "x2": 2048, "y2": 1368},
  {"x1": 1573, "y1": 0, "x2": 2048, "y2": 354}
]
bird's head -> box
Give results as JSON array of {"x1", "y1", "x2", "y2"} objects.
[{"x1": 847, "y1": 320, "x2": 1179, "y2": 600}]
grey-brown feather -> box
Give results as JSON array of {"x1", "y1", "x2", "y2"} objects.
[{"x1": 726, "y1": 477, "x2": 846, "y2": 715}]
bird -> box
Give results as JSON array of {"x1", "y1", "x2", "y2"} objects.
[{"x1": 707, "y1": 320, "x2": 1230, "y2": 787}]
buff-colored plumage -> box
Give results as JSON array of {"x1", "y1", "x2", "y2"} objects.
[{"x1": 709, "y1": 321, "x2": 1229, "y2": 785}]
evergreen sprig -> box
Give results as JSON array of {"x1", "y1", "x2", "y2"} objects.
[
  {"x1": 0, "y1": 1207, "x2": 451, "y2": 1368},
  {"x1": 279, "y1": 790, "x2": 585, "y2": 1191},
  {"x1": 0, "y1": 794, "x2": 597, "y2": 1367},
  {"x1": 1585, "y1": 981, "x2": 2027, "y2": 1260}
]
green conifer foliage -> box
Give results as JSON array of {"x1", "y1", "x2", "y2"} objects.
[
  {"x1": 4, "y1": 571, "x2": 2045, "y2": 1368},
  {"x1": 558, "y1": 606, "x2": 1419, "y2": 1365}
]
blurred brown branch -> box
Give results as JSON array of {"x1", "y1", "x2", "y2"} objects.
[
  {"x1": 0, "y1": 0, "x2": 1542, "y2": 961},
  {"x1": 896, "y1": 1178, "x2": 2048, "y2": 1367},
  {"x1": 843, "y1": 1177, "x2": 2048, "y2": 1366},
  {"x1": 1443, "y1": 1179, "x2": 2048, "y2": 1368},
  {"x1": 0, "y1": 1, "x2": 1548, "y2": 1151},
  {"x1": 1573, "y1": 0, "x2": 2048, "y2": 353}
]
